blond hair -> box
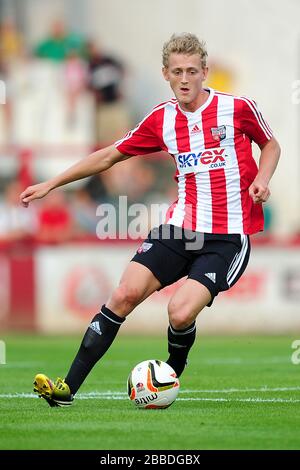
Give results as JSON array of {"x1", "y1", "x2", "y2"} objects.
[{"x1": 162, "y1": 33, "x2": 208, "y2": 68}]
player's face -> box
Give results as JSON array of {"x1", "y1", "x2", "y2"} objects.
[{"x1": 163, "y1": 53, "x2": 208, "y2": 111}]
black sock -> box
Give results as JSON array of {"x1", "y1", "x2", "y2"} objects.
[
  {"x1": 166, "y1": 322, "x2": 196, "y2": 377},
  {"x1": 65, "y1": 305, "x2": 125, "y2": 395}
]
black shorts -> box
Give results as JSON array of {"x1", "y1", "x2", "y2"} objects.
[{"x1": 131, "y1": 224, "x2": 250, "y2": 306}]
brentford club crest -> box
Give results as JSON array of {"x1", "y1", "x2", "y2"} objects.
[{"x1": 211, "y1": 125, "x2": 226, "y2": 141}]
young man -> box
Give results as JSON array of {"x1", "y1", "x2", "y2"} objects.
[{"x1": 21, "y1": 33, "x2": 280, "y2": 407}]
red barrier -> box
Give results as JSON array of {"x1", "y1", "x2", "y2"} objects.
[{"x1": 0, "y1": 241, "x2": 35, "y2": 330}]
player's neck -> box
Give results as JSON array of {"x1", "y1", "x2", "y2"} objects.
[{"x1": 179, "y1": 88, "x2": 210, "y2": 113}]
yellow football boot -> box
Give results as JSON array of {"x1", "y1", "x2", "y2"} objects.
[{"x1": 33, "y1": 373, "x2": 74, "y2": 407}]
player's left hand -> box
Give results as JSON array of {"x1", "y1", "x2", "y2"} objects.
[{"x1": 249, "y1": 179, "x2": 270, "y2": 204}]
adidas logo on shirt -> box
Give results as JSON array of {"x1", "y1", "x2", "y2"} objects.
[
  {"x1": 89, "y1": 321, "x2": 102, "y2": 335},
  {"x1": 204, "y1": 272, "x2": 216, "y2": 283},
  {"x1": 191, "y1": 124, "x2": 201, "y2": 134}
]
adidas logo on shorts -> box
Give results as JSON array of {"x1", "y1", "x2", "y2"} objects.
[{"x1": 204, "y1": 272, "x2": 216, "y2": 283}]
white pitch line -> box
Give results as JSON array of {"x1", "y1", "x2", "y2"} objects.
[
  {"x1": 74, "y1": 386, "x2": 300, "y2": 396},
  {"x1": 1, "y1": 385, "x2": 300, "y2": 401},
  {"x1": 74, "y1": 396, "x2": 300, "y2": 403},
  {"x1": 76, "y1": 396, "x2": 300, "y2": 403},
  {"x1": 0, "y1": 393, "x2": 300, "y2": 404},
  {"x1": 0, "y1": 393, "x2": 37, "y2": 398},
  {"x1": 182, "y1": 386, "x2": 300, "y2": 393},
  {"x1": 177, "y1": 397, "x2": 300, "y2": 403}
]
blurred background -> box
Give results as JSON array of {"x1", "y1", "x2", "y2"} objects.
[{"x1": 0, "y1": 0, "x2": 299, "y2": 335}]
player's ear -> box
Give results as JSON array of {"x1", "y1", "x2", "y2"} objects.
[
  {"x1": 202, "y1": 66, "x2": 209, "y2": 81},
  {"x1": 162, "y1": 67, "x2": 169, "y2": 81}
]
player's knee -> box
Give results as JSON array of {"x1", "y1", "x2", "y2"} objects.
[
  {"x1": 168, "y1": 299, "x2": 192, "y2": 330},
  {"x1": 110, "y1": 283, "x2": 142, "y2": 314}
]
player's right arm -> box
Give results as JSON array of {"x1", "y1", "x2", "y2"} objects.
[{"x1": 20, "y1": 145, "x2": 128, "y2": 207}]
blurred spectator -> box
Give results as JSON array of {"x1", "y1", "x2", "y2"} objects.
[
  {"x1": 87, "y1": 41, "x2": 131, "y2": 145},
  {"x1": 103, "y1": 158, "x2": 155, "y2": 204},
  {"x1": 7, "y1": 54, "x2": 93, "y2": 146},
  {"x1": 63, "y1": 49, "x2": 88, "y2": 126},
  {"x1": 82, "y1": 159, "x2": 155, "y2": 237},
  {"x1": 0, "y1": 18, "x2": 23, "y2": 68},
  {"x1": 251, "y1": 203, "x2": 274, "y2": 243},
  {"x1": 71, "y1": 187, "x2": 98, "y2": 235},
  {"x1": 0, "y1": 180, "x2": 38, "y2": 242},
  {"x1": 0, "y1": 19, "x2": 23, "y2": 145},
  {"x1": 84, "y1": 173, "x2": 110, "y2": 204},
  {"x1": 34, "y1": 20, "x2": 86, "y2": 62},
  {"x1": 36, "y1": 189, "x2": 73, "y2": 243},
  {"x1": 263, "y1": 203, "x2": 273, "y2": 232}
]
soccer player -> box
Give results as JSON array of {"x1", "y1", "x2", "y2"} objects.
[{"x1": 20, "y1": 33, "x2": 280, "y2": 407}]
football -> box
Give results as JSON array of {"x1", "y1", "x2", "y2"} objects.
[{"x1": 127, "y1": 359, "x2": 180, "y2": 409}]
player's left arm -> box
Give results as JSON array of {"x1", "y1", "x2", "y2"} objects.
[
  {"x1": 249, "y1": 136, "x2": 281, "y2": 204},
  {"x1": 240, "y1": 98, "x2": 281, "y2": 204}
]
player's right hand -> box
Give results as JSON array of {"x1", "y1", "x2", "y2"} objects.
[{"x1": 20, "y1": 182, "x2": 52, "y2": 207}]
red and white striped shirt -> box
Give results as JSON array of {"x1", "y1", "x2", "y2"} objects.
[{"x1": 115, "y1": 88, "x2": 273, "y2": 234}]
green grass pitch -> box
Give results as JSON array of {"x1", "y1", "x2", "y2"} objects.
[{"x1": 0, "y1": 333, "x2": 300, "y2": 450}]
